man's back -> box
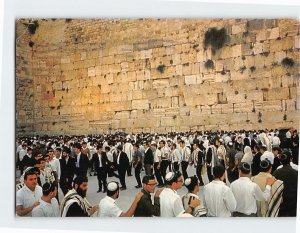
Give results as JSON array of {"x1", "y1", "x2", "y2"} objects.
[
  {"x1": 273, "y1": 165, "x2": 298, "y2": 216},
  {"x1": 159, "y1": 188, "x2": 184, "y2": 217},
  {"x1": 204, "y1": 180, "x2": 236, "y2": 217}
]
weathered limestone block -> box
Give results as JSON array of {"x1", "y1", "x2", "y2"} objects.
[
  {"x1": 184, "y1": 75, "x2": 197, "y2": 85},
  {"x1": 153, "y1": 79, "x2": 169, "y2": 89},
  {"x1": 232, "y1": 23, "x2": 246, "y2": 34},
  {"x1": 262, "y1": 100, "x2": 283, "y2": 111},
  {"x1": 253, "y1": 43, "x2": 263, "y2": 55},
  {"x1": 268, "y1": 27, "x2": 280, "y2": 40},
  {"x1": 132, "y1": 90, "x2": 143, "y2": 100},
  {"x1": 232, "y1": 45, "x2": 242, "y2": 58},
  {"x1": 234, "y1": 102, "x2": 254, "y2": 113},
  {"x1": 114, "y1": 111, "x2": 131, "y2": 120},
  {"x1": 132, "y1": 99, "x2": 149, "y2": 110}
]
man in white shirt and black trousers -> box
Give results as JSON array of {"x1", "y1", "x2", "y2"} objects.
[
  {"x1": 230, "y1": 162, "x2": 276, "y2": 217},
  {"x1": 179, "y1": 140, "x2": 191, "y2": 180},
  {"x1": 204, "y1": 165, "x2": 236, "y2": 217}
]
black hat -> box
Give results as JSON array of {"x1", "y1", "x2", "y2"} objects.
[
  {"x1": 260, "y1": 159, "x2": 272, "y2": 170},
  {"x1": 238, "y1": 162, "x2": 251, "y2": 174}
]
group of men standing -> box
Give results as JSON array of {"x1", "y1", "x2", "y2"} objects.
[{"x1": 16, "y1": 127, "x2": 298, "y2": 217}]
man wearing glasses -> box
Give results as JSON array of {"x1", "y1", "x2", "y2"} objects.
[{"x1": 134, "y1": 175, "x2": 162, "y2": 217}]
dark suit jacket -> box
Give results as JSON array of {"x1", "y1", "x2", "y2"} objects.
[
  {"x1": 22, "y1": 154, "x2": 36, "y2": 168},
  {"x1": 117, "y1": 151, "x2": 129, "y2": 170},
  {"x1": 91, "y1": 152, "x2": 110, "y2": 170},
  {"x1": 59, "y1": 156, "x2": 76, "y2": 180},
  {"x1": 144, "y1": 148, "x2": 154, "y2": 165},
  {"x1": 74, "y1": 153, "x2": 89, "y2": 177}
]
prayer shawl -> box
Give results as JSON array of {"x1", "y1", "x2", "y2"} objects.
[
  {"x1": 217, "y1": 145, "x2": 226, "y2": 162},
  {"x1": 60, "y1": 189, "x2": 92, "y2": 217},
  {"x1": 193, "y1": 148, "x2": 200, "y2": 166},
  {"x1": 251, "y1": 173, "x2": 284, "y2": 217},
  {"x1": 182, "y1": 193, "x2": 207, "y2": 217}
]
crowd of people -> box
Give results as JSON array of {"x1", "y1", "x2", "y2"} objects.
[{"x1": 15, "y1": 127, "x2": 298, "y2": 217}]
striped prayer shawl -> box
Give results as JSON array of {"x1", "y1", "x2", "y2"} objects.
[
  {"x1": 265, "y1": 180, "x2": 284, "y2": 217},
  {"x1": 60, "y1": 189, "x2": 92, "y2": 217}
]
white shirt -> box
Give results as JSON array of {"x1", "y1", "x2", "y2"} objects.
[
  {"x1": 204, "y1": 180, "x2": 236, "y2": 217},
  {"x1": 160, "y1": 188, "x2": 185, "y2": 217},
  {"x1": 230, "y1": 177, "x2": 271, "y2": 215},
  {"x1": 32, "y1": 198, "x2": 60, "y2": 217},
  {"x1": 154, "y1": 149, "x2": 162, "y2": 163},
  {"x1": 272, "y1": 136, "x2": 281, "y2": 146},
  {"x1": 180, "y1": 146, "x2": 191, "y2": 162},
  {"x1": 171, "y1": 148, "x2": 181, "y2": 163},
  {"x1": 16, "y1": 185, "x2": 43, "y2": 217},
  {"x1": 19, "y1": 149, "x2": 27, "y2": 161},
  {"x1": 117, "y1": 151, "x2": 121, "y2": 165},
  {"x1": 161, "y1": 147, "x2": 170, "y2": 160},
  {"x1": 99, "y1": 196, "x2": 122, "y2": 217},
  {"x1": 49, "y1": 157, "x2": 61, "y2": 179},
  {"x1": 260, "y1": 151, "x2": 275, "y2": 164},
  {"x1": 277, "y1": 162, "x2": 298, "y2": 171},
  {"x1": 76, "y1": 152, "x2": 81, "y2": 167},
  {"x1": 106, "y1": 151, "x2": 113, "y2": 163},
  {"x1": 98, "y1": 153, "x2": 102, "y2": 167},
  {"x1": 123, "y1": 143, "x2": 133, "y2": 161}
]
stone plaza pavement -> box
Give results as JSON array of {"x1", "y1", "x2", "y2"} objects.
[{"x1": 57, "y1": 165, "x2": 209, "y2": 216}]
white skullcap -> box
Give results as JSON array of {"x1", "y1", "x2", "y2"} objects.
[
  {"x1": 107, "y1": 182, "x2": 118, "y2": 192},
  {"x1": 184, "y1": 178, "x2": 192, "y2": 186},
  {"x1": 165, "y1": 172, "x2": 175, "y2": 182}
]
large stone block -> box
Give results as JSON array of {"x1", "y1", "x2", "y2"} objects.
[
  {"x1": 132, "y1": 99, "x2": 149, "y2": 110},
  {"x1": 153, "y1": 79, "x2": 169, "y2": 89}
]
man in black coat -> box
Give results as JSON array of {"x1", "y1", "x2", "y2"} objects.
[
  {"x1": 73, "y1": 143, "x2": 89, "y2": 177},
  {"x1": 59, "y1": 147, "x2": 76, "y2": 195},
  {"x1": 22, "y1": 147, "x2": 36, "y2": 169},
  {"x1": 116, "y1": 145, "x2": 129, "y2": 190},
  {"x1": 143, "y1": 141, "x2": 154, "y2": 175},
  {"x1": 91, "y1": 144, "x2": 110, "y2": 193},
  {"x1": 273, "y1": 150, "x2": 298, "y2": 217}
]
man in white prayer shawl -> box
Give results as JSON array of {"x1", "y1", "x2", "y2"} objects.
[{"x1": 60, "y1": 176, "x2": 98, "y2": 217}]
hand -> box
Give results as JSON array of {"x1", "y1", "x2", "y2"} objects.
[
  {"x1": 135, "y1": 192, "x2": 144, "y2": 202},
  {"x1": 189, "y1": 197, "x2": 200, "y2": 209},
  {"x1": 32, "y1": 201, "x2": 40, "y2": 209},
  {"x1": 65, "y1": 178, "x2": 68, "y2": 183},
  {"x1": 154, "y1": 188, "x2": 164, "y2": 197},
  {"x1": 90, "y1": 205, "x2": 99, "y2": 215},
  {"x1": 150, "y1": 165, "x2": 153, "y2": 169},
  {"x1": 157, "y1": 164, "x2": 160, "y2": 169},
  {"x1": 266, "y1": 176, "x2": 276, "y2": 186}
]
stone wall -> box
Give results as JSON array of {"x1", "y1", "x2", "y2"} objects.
[{"x1": 16, "y1": 19, "x2": 300, "y2": 135}]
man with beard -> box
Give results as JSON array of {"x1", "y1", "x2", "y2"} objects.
[
  {"x1": 60, "y1": 176, "x2": 98, "y2": 217},
  {"x1": 59, "y1": 147, "x2": 76, "y2": 195}
]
